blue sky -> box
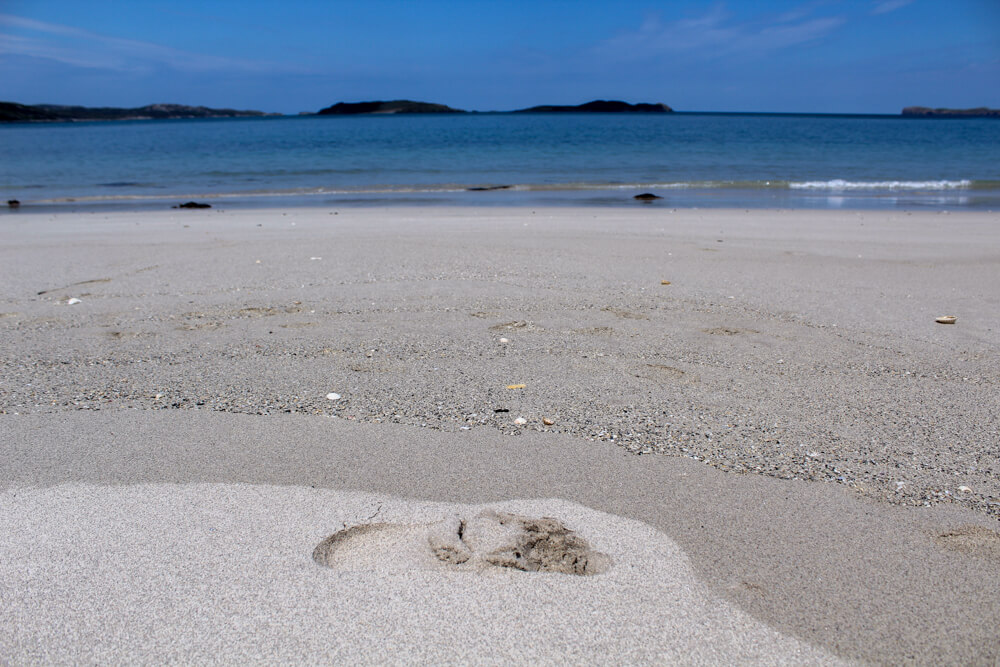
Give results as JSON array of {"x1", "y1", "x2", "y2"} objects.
[{"x1": 1, "y1": 0, "x2": 997, "y2": 114}]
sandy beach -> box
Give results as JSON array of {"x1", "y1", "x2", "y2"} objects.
[{"x1": 2, "y1": 205, "x2": 999, "y2": 664}]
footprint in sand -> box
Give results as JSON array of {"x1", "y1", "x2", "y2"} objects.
[
  {"x1": 703, "y1": 327, "x2": 759, "y2": 336},
  {"x1": 313, "y1": 510, "x2": 611, "y2": 576},
  {"x1": 934, "y1": 525, "x2": 1000, "y2": 561},
  {"x1": 489, "y1": 320, "x2": 543, "y2": 333}
]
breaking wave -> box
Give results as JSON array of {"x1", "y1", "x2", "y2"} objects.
[{"x1": 789, "y1": 179, "x2": 972, "y2": 190}]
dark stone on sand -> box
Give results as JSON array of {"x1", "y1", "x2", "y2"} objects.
[
  {"x1": 516, "y1": 100, "x2": 672, "y2": 113},
  {"x1": 902, "y1": 106, "x2": 1000, "y2": 118},
  {"x1": 318, "y1": 100, "x2": 466, "y2": 115},
  {"x1": 7, "y1": 199, "x2": 20, "y2": 208},
  {"x1": 634, "y1": 193, "x2": 663, "y2": 201},
  {"x1": 174, "y1": 201, "x2": 212, "y2": 209}
]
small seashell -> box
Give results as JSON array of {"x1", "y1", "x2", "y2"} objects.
[
  {"x1": 542, "y1": 417, "x2": 555, "y2": 426},
  {"x1": 65, "y1": 297, "x2": 82, "y2": 305},
  {"x1": 513, "y1": 417, "x2": 527, "y2": 425},
  {"x1": 506, "y1": 384, "x2": 526, "y2": 389},
  {"x1": 660, "y1": 280, "x2": 671, "y2": 285},
  {"x1": 958, "y1": 485, "x2": 972, "y2": 493},
  {"x1": 499, "y1": 337, "x2": 510, "y2": 344},
  {"x1": 935, "y1": 316, "x2": 957, "y2": 324},
  {"x1": 326, "y1": 392, "x2": 341, "y2": 401}
]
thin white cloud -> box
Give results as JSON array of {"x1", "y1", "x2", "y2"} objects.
[
  {"x1": 0, "y1": 13, "x2": 296, "y2": 74},
  {"x1": 0, "y1": 32, "x2": 136, "y2": 70},
  {"x1": 872, "y1": 0, "x2": 914, "y2": 15},
  {"x1": 594, "y1": 3, "x2": 846, "y2": 61}
]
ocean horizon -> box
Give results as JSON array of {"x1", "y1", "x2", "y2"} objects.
[{"x1": 3, "y1": 111, "x2": 998, "y2": 212}]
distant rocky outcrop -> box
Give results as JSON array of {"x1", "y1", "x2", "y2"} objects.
[
  {"x1": 0, "y1": 102, "x2": 59, "y2": 122},
  {"x1": 317, "y1": 100, "x2": 466, "y2": 115},
  {"x1": 902, "y1": 106, "x2": 999, "y2": 118},
  {"x1": 515, "y1": 100, "x2": 673, "y2": 113},
  {"x1": 0, "y1": 102, "x2": 276, "y2": 123}
]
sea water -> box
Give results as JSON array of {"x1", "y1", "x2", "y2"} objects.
[{"x1": 1, "y1": 112, "x2": 998, "y2": 210}]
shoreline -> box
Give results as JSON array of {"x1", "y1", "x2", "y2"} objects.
[
  {"x1": 6, "y1": 190, "x2": 999, "y2": 215},
  {"x1": 2, "y1": 206, "x2": 999, "y2": 662},
  {"x1": 4, "y1": 175, "x2": 999, "y2": 214}
]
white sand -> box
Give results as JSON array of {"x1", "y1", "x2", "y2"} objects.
[
  {"x1": 0, "y1": 483, "x2": 840, "y2": 664},
  {"x1": 2, "y1": 205, "x2": 999, "y2": 663}
]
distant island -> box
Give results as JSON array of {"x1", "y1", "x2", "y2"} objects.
[
  {"x1": 0, "y1": 102, "x2": 277, "y2": 123},
  {"x1": 9, "y1": 100, "x2": 1000, "y2": 122},
  {"x1": 317, "y1": 100, "x2": 465, "y2": 115},
  {"x1": 514, "y1": 100, "x2": 672, "y2": 113},
  {"x1": 3, "y1": 98, "x2": 677, "y2": 122},
  {"x1": 902, "y1": 106, "x2": 999, "y2": 118},
  {"x1": 316, "y1": 99, "x2": 673, "y2": 115}
]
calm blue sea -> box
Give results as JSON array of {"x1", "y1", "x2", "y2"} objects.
[{"x1": 2, "y1": 112, "x2": 999, "y2": 210}]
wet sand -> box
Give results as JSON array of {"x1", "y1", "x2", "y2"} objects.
[{"x1": 1, "y1": 206, "x2": 999, "y2": 663}]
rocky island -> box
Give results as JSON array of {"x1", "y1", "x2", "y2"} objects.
[
  {"x1": 515, "y1": 100, "x2": 673, "y2": 113},
  {"x1": 0, "y1": 102, "x2": 276, "y2": 122},
  {"x1": 317, "y1": 100, "x2": 465, "y2": 115},
  {"x1": 314, "y1": 99, "x2": 673, "y2": 114},
  {"x1": 3, "y1": 98, "x2": 678, "y2": 121},
  {"x1": 902, "y1": 106, "x2": 999, "y2": 118}
]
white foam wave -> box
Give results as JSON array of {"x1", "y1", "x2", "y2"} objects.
[{"x1": 789, "y1": 179, "x2": 972, "y2": 190}]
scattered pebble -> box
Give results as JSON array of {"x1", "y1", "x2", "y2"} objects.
[
  {"x1": 542, "y1": 417, "x2": 555, "y2": 426},
  {"x1": 326, "y1": 393, "x2": 342, "y2": 401},
  {"x1": 513, "y1": 417, "x2": 527, "y2": 425},
  {"x1": 506, "y1": 384, "x2": 526, "y2": 389},
  {"x1": 660, "y1": 280, "x2": 671, "y2": 285},
  {"x1": 499, "y1": 337, "x2": 510, "y2": 344}
]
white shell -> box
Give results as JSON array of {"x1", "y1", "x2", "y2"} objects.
[
  {"x1": 513, "y1": 417, "x2": 527, "y2": 425},
  {"x1": 326, "y1": 393, "x2": 342, "y2": 401},
  {"x1": 66, "y1": 298, "x2": 82, "y2": 305}
]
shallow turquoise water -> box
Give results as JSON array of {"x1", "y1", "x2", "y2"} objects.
[{"x1": 2, "y1": 112, "x2": 998, "y2": 209}]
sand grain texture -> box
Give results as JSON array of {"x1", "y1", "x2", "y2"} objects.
[{"x1": 1, "y1": 207, "x2": 999, "y2": 663}]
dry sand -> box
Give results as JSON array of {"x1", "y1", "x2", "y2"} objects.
[{"x1": 1, "y1": 206, "x2": 999, "y2": 663}]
